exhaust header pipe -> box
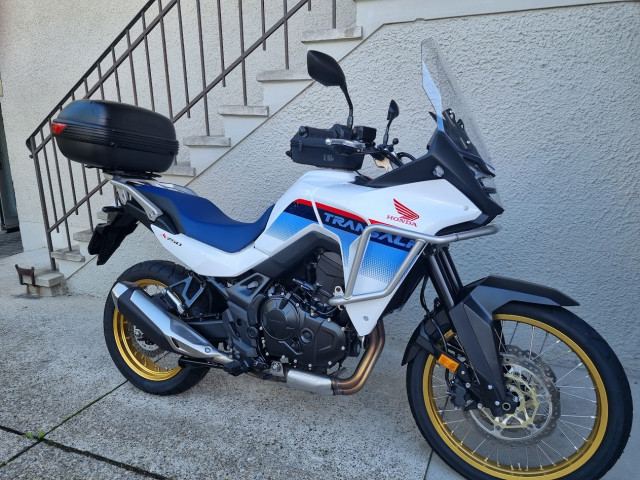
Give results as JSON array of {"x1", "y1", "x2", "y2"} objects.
[{"x1": 111, "y1": 282, "x2": 232, "y2": 364}]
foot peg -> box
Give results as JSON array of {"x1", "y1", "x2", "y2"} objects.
[{"x1": 223, "y1": 360, "x2": 248, "y2": 376}]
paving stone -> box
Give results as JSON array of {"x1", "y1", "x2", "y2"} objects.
[
  {"x1": 0, "y1": 431, "x2": 34, "y2": 465},
  {"x1": 0, "y1": 443, "x2": 148, "y2": 480},
  {"x1": 47, "y1": 337, "x2": 430, "y2": 480}
]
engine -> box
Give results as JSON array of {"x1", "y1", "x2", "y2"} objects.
[{"x1": 259, "y1": 252, "x2": 356, "y2": 370}]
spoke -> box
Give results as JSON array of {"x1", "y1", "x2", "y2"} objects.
[
  {"x1": 508, "y1": 322, "x2": 519, "y2": 345},
  {"x1": 529, "y1": 326, "x2": 536, "y2": 359},
  {"x1": 538, "y1": 332, "x2": 549, "y2": 356},
  {"x1": 535, "y1": 444, "x2": 543, "y2": 470},
  {"x1": 472, "y1": 437, "x2": 487, "y2": 454},
  {"x1": 560, "y1": 414, "x2": 596, "y2": 418},
  {"x1": 484, "y1": 444, "x2": 496, "y2": 462},
  {"x1": 537, "y1": 443, "x2": 555, "y2": 467},
  {"x1": 506, "y1": 448, "x2": 514, "y2": 470},
  {"x1": 451, "y1": 417, "x2": 466, "y2": 436},
  {"x1": 560, "y1": 390, "x2": 597, "y2": 403},
  {"x1": 494, "y1": 322, "x2": 505, "y2": 351},
  {"x1": 443, "y1": 419, "x2": 466, "y2": 426},
  {"x1": 538, "y1": 339, "x2": 561, "y2": 358},
  {"x1": 545, "y1": 349, "x2": 573, "y2": 362},
  {"x1": 558, "y1": 386, "x2": 595, "y2": 390},
  {"x1": 557, "y1": 374, "x2": 591, "y2": 388},
  {"x1": 557, "y1": 423, "x2": 580, "y2": 451},
  {"x1": 559, "y1": 420, "x2": 590, "y2": 442},
  {"x1": 555, "y1": 362, "x2": 584, "y2": 384},
  {"x1": 541, "y1": 440, "x2": 568, "y2": 462}
]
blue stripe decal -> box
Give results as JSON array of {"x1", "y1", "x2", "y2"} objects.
[
  {"x1": 359, "y1": 242, "x2": 408, "y2": 284},
  {"x1": 265, "y1": 211, "x2": 315, "y2": 241}
]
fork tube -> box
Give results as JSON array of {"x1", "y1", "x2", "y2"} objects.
[
  {"x1": 426, "y1": 247, "x2": 455, "y2": 309},
  {"x1": 439, "y1": 247, "x2": 462, "y2": 293}
]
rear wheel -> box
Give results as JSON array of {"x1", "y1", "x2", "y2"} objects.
[
  {"x1": 407, "y1": 303, "x2": 632, "y2": 480},
  {"x1": 104, "y1": 260, "x2": 210, "y2": 395}
]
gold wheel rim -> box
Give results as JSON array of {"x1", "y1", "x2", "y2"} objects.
[
  {"x1": 113, "y1": 278, "x2": 181, "y2": 381},
  {"x1": 423, "y1": 314, "x2": 608, "y2": 479}
]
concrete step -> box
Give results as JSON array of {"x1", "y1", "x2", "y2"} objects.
[
  {"x1": 218, "y1": 105, "x2": 269, "y2": 117},
  {"x1": 218, "y1": 105, "x2": 270, "y2": 146},
  {"x1": 184, "y1": 135, "x2": 231, "y2": 147},
  {"x1": 258, "y1": 70, "x2": 312, "y2": 111},
  {"x1": 50, "y1": 245, "x2": 88, "y2": 280},
  {"x1": 164, "y1": 163, "x2": 197, "y2": 177},
  {"x1": 301, "y1": 26, "x2": 363, "y2": 43},
  {"x1": 72, "y1": 229, "x2": 93, "y2": 243},
  {"x1": 26, "y1": 268, "x2": 67, "y2": 297},
  {"x1": 50, "y1": 245, "x2": 85, "y2": 263},
  {"x1": 182, "y1": 136, "x2": 232, "y2": 174},
  {"x1": 301, "y1": 26, "x2": 364, "y2": 58},
  {"x1": 257, "y1": 70, "x2": 310, "y2": 82}
]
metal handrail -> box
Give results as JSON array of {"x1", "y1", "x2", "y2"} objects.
[
  {"x1": 328, "y1": 224, "x2": 500, "y2": 306},
  {"x1": 27, "y1": 0, "x2": 336, "y2": 270}
]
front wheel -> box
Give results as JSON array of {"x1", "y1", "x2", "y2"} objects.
[{"x1": 406, "y1": 303, "x2": 632, "y2": 480}]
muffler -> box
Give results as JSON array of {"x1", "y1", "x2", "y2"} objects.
[{"x1": 111, "y1": 282, "x2": 232, "y2": 364}]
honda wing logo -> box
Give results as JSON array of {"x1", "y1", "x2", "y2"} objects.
[{"x1": 387, "y1": 199, "x2": 419, "y2": 227}]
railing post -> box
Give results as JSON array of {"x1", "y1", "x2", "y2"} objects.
[
  {"x1": 239, "y1": 0, "x2": 247, "y2": 106},
  {"x1": 30, "y1": 137, "x2": 57, "y2": 271}
]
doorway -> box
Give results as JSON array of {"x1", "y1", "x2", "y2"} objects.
[{"x1": 0, "y1": 103, "x2": 20, "y2": 231}]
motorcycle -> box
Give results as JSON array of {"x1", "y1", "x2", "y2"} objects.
[{"x1": 50, "y1": 39, "x2": 631, "y2": 480}]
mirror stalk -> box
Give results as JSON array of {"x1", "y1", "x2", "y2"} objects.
[{"x1": 341, "y1": 85, "x2": 354, "y2": 130}]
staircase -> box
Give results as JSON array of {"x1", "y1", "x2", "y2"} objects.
[{"x1": 25, "y1": 0, "x2": 373, "y2": 289}]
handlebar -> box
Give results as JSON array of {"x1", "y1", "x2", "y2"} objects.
[{"x1": 324, "y1": 138, "x2": 366, "y2": 150}]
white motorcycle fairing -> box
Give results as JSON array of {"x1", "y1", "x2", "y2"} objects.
[{"x1": 144, "y1": 169, "x2": 482, "y2": 335}]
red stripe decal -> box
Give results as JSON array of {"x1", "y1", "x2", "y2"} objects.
[
  {"x1": 294, "y1": 198, "x2": 312, "y2": 206},
  {"x1": 316, "y1": 202, "x2": 366, "y2": 223}
]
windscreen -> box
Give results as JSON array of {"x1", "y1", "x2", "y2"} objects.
[{"x1": 421, "y1": 39, "x2": 493, "y2": 169}]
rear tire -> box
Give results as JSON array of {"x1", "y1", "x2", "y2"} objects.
[
  {"x1": 406, "y1": 303, "x2": 632, "y2": 480},
  {"x1": 104, "y1": 260, "x2": 210, "y2": 395}
]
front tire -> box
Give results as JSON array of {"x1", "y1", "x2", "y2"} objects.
[
  {"x1": 406, "y1": 303, "x2": 632, "y2": 480},
  {"x1": 104, "y1": 260, "x2": 210, "y2": 395}
]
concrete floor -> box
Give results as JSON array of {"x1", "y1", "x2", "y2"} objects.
[{"x1": 0, "y1": 248, "x2": 637, "y2": 479}]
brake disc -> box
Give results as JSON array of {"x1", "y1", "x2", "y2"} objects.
[{"x1": 465, "y1": 345, "x2": 561, "y2": 445}]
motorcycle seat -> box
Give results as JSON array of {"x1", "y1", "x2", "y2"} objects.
[{"x1": 135, "y1": 185, "x2": 273, "y2": 253}]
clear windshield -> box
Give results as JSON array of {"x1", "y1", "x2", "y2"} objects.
[{"x1": 421, "y1": 39, "x2": 493, "y2": 170}]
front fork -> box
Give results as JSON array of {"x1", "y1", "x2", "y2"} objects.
[{"x1": 424, "y1": 245, "x2": 517, "y2": 416}]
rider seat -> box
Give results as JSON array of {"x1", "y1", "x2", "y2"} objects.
[{"x1": 135, "y1": 185, "x2": 273, "y2": 253}]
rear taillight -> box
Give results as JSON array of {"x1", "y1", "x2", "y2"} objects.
[{"x1": 51, "y1": 122, "x2": 68, "y2": 135}]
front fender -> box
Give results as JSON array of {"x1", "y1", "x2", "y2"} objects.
[{"x1": 402, "y1": 275, "x2": 578, "y2": 366}]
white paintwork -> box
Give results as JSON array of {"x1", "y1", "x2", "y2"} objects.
[
  {"x1": 141, "y1": 167, "x2": 478, "y2": 335},
  {"x1": 149, "y1": 225, "x2": 269, "y2": 277}
]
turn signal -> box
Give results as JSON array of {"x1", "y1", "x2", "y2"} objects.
[
  {"x1": 437, "y1": 354, "x2": 460, "y2": 373},
  {"x1": 51, "y1": 122, "x2": 68, "y2": 135}
]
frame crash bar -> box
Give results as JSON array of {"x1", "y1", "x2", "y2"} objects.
[{"x1": 328, "y1": 223, "x2": 500, "y2": 307}]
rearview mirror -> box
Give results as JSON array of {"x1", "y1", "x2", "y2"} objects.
[
  {"x1": 307, "y1": 50, "x2": 354, "y2": 129},
  {"x1": 387, "y1": 100, "x2": 399, "y2": 122},
  {"x1": 307, "y1": 50, "x2": 346, "y2": 87}
]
